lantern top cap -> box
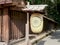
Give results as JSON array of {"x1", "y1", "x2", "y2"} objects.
[{"x1": 22, "y1": 4, "x2": 48, "y2": 11}]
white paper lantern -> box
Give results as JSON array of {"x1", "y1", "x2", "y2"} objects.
[{"x1": 30, "y1": 13, "x2": 43, "y2": 33}]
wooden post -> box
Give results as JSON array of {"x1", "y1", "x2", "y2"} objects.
[
  {"x1": 2, "y1": 8, "x2": 10, "y2": 43},
  {"x1": 0, "y1": 10, "x2": 2, "y2": 41},
  {"x1": 25, "y1": 13, "x2": 29, "y2": 45},
  {"x1": 25, "y1": 2, "x2": 31, "y2": 45}
]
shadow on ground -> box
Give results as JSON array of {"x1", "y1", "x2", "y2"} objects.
[
  {"x1": 50, "y1": 29, "x2": 60, "y2": 42},
  {"x1": 37, "y1": 41, "x2": 46, "y2": 45}
]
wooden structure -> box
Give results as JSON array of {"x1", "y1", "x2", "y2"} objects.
[
  {"x1": 0, "y1": 0, "x2": 58, "y2": 45},
  {"x1": 0, "y1": 0, "x2": 26, "y2": 44},
  {"x1": 0, "y1": 0, "x2": 26, "y2": 8}
]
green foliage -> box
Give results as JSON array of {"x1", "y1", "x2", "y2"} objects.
[{"x1": 27, "y1": 0, "x2": 60, "y2": 24}]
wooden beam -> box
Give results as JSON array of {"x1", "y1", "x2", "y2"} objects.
[
  {"x1": 43, "y1": 15, "x2": 58, "y2": 24},
  {"x1": 2, "y1": 8, "x2": 10, "y2": 42},
  {"x1": 0, "y1": 0, "x2": 12, "y2": 4},
  {"x1": 5, "y1": 0, "x2": 12, "y2": 4},
  {"x1": 0, "y1": 0, "x2": 5, "y2": 4}
]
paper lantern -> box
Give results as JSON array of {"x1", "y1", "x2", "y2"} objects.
[{"x1": 30, "y1": 13, "x2": 43, "y2": 33}]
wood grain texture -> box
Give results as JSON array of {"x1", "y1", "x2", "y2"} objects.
[
  {"x1": 0, "y1": 10, "x2": 2, "y2": 41},
  {"x1": 2, "y1": 8, "x2": 10, "y2": 42},
  {"x1": 0, "y1": 0, "x2": 5, "y2": 4},
  {"x1": 0, "y1": 0, "x2": 12, "y2": 4},
  {"x1": 10, "y1": 11, "x2": 27, "y2": 40}
]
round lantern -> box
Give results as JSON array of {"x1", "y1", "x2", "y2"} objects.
[{"x1": 30, "y1": 13, "x2": 43, "y2": 33}]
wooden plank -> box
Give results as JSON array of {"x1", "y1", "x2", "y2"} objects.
[
  {"x1": 10, "y1": 11, "x2": 25, "y2": 40},
  {"x1": 30, "y1": 30, "x2": 55, "y2": 44},
  {"x1": 6, "y1": 0, "x2": 12, "y2": 4},
  {"x1": 2, "y1": 8, "x2": 10, "y2": 42},
  {"x1": 0, "y1": 0, "x2": 12, "y2": 4},
  {"x1": 43, "y1": 15, "x2": 58, "y2": 24},
  {"x1": 9, "y1": 38, "x2": 25, "y2": 45},
  {"x1": 0, "y1": 0, "x2": 5, "y2": 4}
]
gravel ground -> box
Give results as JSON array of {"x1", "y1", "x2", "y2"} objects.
[{"x1": 37, "y1": 30, "x2": 60, "y2": 45}]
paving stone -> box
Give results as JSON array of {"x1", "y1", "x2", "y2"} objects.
[{"x1": 37, "y1": 30, "x2": 60, "y2": 45}]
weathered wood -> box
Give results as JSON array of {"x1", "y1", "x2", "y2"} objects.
[
  {"x1": 43, "y1": 15, "x2": 58, "y2": 24},
  {"x1": 25, "y1": 12, "x2": 30, "y2": 45},
  {"x1": 30, "y1": 30, "x2": 55, "y2": 44},
  {"x1": 0, "y1": 10, "x2": 2, "y2": 41},
  {"x1": 2, "y1": 8, "x2": 10, "y2": 42},
  {"x1": 0, "y1": 0, "x2": 5, "y2": 4},
  {"x1": 10, "y1": 11, "x2": 26, "y2": 40},
  {"x1": 0, "y1": 0, "x2": 12, "y2": 4},
  {"x1": 0, "y1": 0, "x2": 26, "y2": 8},
  {"x1": 11, "y1": 21, "x2": 22, "y2": 39},
  {"x1": 5, "y1": 0, "x2": 12, "y2": 4}
]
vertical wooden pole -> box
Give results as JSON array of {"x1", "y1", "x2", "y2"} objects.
[
  {"x1": 0, "y1": 10, "x2": 2, "y2": 41},
  {"x1": 25, "y1": 12, "x2": 30, "y2": 45},
  {"x1": 25, "y1": 2, "x2": 31, "y2": 45},
  {"x1": 2, "y1": 8, "x2": 9, "y2": 43}
]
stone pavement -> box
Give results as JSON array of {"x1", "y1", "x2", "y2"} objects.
[
  {"x1": 0, "y1": 42, "x2": 7, "y2": 45},
  {"x1": 37, "y1": 30, "x2": 60, "y2": 45},
  {"x1": 1, "y1": 30, "x2": 60, "y2": 45}
]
